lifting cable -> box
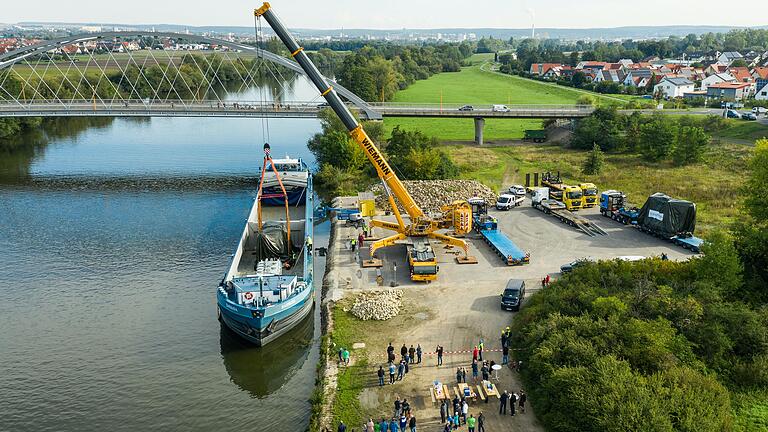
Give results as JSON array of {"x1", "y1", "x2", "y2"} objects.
[{"x1": 255, "y1": 15, "x2": 270, "y2": 145}]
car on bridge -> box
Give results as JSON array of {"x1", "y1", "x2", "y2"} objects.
[
  {"x1": 458, "y1": 105, "x2": 474, "y2": 111},
  {"x1": 492, "y1": 104, "x2": 510, "y2": 113}
]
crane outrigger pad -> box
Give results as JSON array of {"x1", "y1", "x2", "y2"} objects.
[
  {"x1": 456, "y1": 256, "x2": 479, "y2": 264},
  {"x1": 362, "y1": 259, "x2": 383, "y2": 268}
]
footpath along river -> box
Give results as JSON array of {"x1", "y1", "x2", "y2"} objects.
[{"x1": 0, "y1": 78, "x2": 329, "y2": 431}]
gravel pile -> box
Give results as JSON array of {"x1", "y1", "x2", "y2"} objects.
[
  {"x1": 348, "y1": 289, "x2": 404, "y2": 321},
  {"x1": 368, "y1": 180, "x2": 496, "y2": 213}
]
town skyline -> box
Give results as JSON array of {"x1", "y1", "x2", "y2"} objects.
[{"x1": 3, "y1": 0, "x2": 768, "y2": 30}]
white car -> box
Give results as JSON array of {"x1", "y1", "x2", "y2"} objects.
[
  {"x1": 496, "y1": 194, "x2": 523, "y2": 210},
  {"x1": 492, "y1": 104, "x2": 510, "y2": 112},
  {"x1": 752, "y1": 106, "x2": 767, "y2": 115},
  {"x1": 507, "y1": 184, "x2": 526, "y2": 196}
]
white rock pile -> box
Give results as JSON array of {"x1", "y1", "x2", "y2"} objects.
[
  {"x1": 369, "y1": 180, "x2": 497, "y2": 213},
  {"x1": 349, "y1": 289, "x2": 404, "y2": 321}
]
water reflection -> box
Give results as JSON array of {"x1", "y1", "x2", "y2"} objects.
[{"x1": 219, "y1": 308, "x2": 315, "y2": 398}]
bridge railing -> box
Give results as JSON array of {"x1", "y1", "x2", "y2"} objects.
[
  {"x1": 368, "y1": 102, "x2": 595, "y2": 111},
  {"x1": 0, "y1": 99, "x2": 329, "y2": 111}
]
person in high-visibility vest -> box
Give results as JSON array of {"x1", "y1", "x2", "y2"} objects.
[{"x1": 306, "y1": 236, "x2": 312, "y2": 254}]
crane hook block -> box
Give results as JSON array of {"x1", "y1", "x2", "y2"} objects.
[{"x1": 254, "y1": 2, "x2": 271, "y2": 17}]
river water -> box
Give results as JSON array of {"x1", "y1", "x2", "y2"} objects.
[{"x1": 0, "y1": 77, "x2": 328, "y2": 431}]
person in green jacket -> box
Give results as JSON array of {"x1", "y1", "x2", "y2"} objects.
[{"x1": 467, "y1": 414, "x2": 477, "y2": 432}]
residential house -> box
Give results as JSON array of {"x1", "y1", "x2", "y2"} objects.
[
  {"x1": 597, "y1": 69, "x2": 625, "y2": 83},
  {"x1": 623, "y1": 68, "x2": 653, "y2": 86},
  {"x1": 683, "y1": 90, "x2": 707, "y2": 100},
  {"x1": 718, "y1": 51, "x2": 744, "y2": 66},
  {"x1": 705, "y1": 64, "x2": 729, "y2": 76},
  {"x1": 542, "y1": 65, "x2": 571, "y2": 79},
  {"x1": 706, "y1": 82, "x2": 751, "y2": 101},
  {"x1": 755, "y1": 83, "x2": 768, "y2": 101},
  {"x1": 576, "y1": 61, "x2": 608, "y2": 76},
  {"x1": 751, "y1": 67, "x2": 768, "y2": 81},
  {"x1": 654, "y1": 77, "x2": 695, "y2": 98},
  {"x1": 701, "y1": 73, "x2": 736, "y2": 90}
]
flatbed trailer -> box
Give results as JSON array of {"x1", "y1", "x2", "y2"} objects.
[
  {"x1": 478, "y1": 227, "x2": 529, "y2": 265},
  {"x1": 469, "y1": 198, "x2": 529, "y2": 265},
  {"x1": 531, "y1": 188, "x2": 607, "y2": 237}
]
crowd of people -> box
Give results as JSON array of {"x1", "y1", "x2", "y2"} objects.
[
  {"x1": 378, "y1": 343, "x2": 424, "y2": 386},
  {"x1": 338, "y1": 334, "x2": 530, "y2": 431}
]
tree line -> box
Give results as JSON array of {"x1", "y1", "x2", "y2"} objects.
[
  {"x1": 571, "y1": 107, "x2": 719, "y2": 167},
  {"x1": 308, "y1": 109, "x2": 458, "y2": 199},
  {"x1": 511, "y1": 142, "x2": 768, "y2": 430}
]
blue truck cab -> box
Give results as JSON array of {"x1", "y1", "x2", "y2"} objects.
[{"x1": 599, "y1": 190, "x2": 639, "y2": 225}]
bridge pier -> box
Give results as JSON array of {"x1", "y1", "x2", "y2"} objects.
[{"x1": 474, "y1": 117, "x2": 485, "y2": 146}]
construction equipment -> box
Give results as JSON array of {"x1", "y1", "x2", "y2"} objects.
[
  {"x1": 541, "y1": 172, "x2": 583, "y2": 211},
  {"x1": 531, "y1": 188, "x2": 607, "y2": 236},
  {"x1": 523, "y1": 130, "x2": 547, "y2": 143},
  {"x1": 579, "y1": 182, "x2": 599, "y2": 208},
  {"x1": 407, "y1": 238, "x2": 438, "y2": 282},
  {"x1": 599, "y1": 190, "x2": 703, "y2": 252},
  {"x1": 469, "y1": 198, "x2": 529, "y2": 265},
  {"x1": 254, "y1": 3, "x2": 475, "y2": 272}
]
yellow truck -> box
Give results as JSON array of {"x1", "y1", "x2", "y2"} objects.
[
  {"x1": 579, "y1": 183, "x2": 599, "y2": 208},
  {"x1": 541, "y1": 172, "x2": 583, "y2": 211},
  {"x1": 407, "y1": 238, "x2": 438, "y2": 282}
]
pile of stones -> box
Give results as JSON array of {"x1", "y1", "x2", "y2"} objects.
[
  {"x1": 369, "y1": 180, "x2": 497, "y2": 213},
  {"x1": 348, "y1": 289, "x2": 404, "y2": 321}
]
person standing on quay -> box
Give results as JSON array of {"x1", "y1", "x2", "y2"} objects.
[
  {"x1": 461, "y1": 367, "x2": 467, "y2": 384},
  {"x1": 389, "y1": 362, "x2": 396, "y2": 384},
  {"x1": 510, "y1": 392, "x2": 517, "y2": 416},
  {"x1": 436, "y1": 345, "x2": 444, "y2": 366},
  {"x1": 440, "y1": 400, "x2": 447, "y2": 423},
  {"x1": 337, "y1": 420, "x2": 346, "y2": 432},
  {"x1": 467, "y1": 414, "x2": 476, "y2": 432},
  {"x1": 472, "y1": 345, "x2": 478, "y2": 362},
  {"x1": 478, "y1": 339, "x2": 484, "y2": 361},
  {"x1": 408, "y1": 415, "x2": 416, "y2": 432},
  {"x1": 502, "y1": 345, "x2": 509, "y2": 366},
  {"x1": 401, "y1": 344, "x2": 408, "y2": 360},
  {"x1": 499, "y1": 390, "x2": 508, "y2": 415},
  {"x1": 519, "y1": 390, "x2": 527, "y2": 413},
  {"x1": 377, "y1": 366, "x2": 385, "y2": 386},
  {"x1": 408, "y1": 345, "x2": 416, "y2": 364},
  {"x1": 389, "y1": 418, "x2": 398, "y2": 432},
  {"x1": 477, "y1": 412, "x2": 485, "y2": 432},
  {"x1": 380, "y1": 417, "x2": 389, "y2": 432},
  {"x1": 456, "y1": 367, "x2": 463, "y2": 384},
  {"x1": 416, "y1": 344, "x2": 422, "y2": 364},
  {"x1": 472, "y1": 359, "x2": 478, "y2": 383}
]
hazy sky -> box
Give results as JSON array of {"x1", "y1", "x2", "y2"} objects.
[{"x1": 5, "y1": 0, "x2": 768, "y2": 29}]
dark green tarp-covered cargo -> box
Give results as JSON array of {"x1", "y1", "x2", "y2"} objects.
[{"x1": 637, "y1": 193, "x2": 697, "y2": 238}]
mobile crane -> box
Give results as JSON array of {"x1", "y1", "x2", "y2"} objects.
[{"x1": 254, "y1": 3, "x2": 476, "y2": 278}]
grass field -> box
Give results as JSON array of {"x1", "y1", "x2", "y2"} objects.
[
  {"x1": 384, "y1": 62, "x2": 631, "y2": 140},
  {"x1": 443, "y1": 141, "x2": 751, "y2": 234},
  {"x1": 717, "y1": 120, "x2": 768, "y2": 142}
]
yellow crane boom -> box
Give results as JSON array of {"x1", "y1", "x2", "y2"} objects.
[{"x1": 254, "y1": 2, "x2": 472, "y2": 260}]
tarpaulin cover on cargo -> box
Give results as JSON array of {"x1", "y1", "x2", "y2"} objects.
[{"x1": 637, "y1": 193, "x2": 696, "y2": 238}]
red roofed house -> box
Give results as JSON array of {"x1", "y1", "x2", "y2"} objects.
[{"x1": 706, "y1": 82, "x2": 751, "y2": 101}]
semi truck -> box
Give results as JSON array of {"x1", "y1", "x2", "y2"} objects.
[
  {"x1": 541, "y1": 172, "x2": 583, "y2": 210},
  {"x1": 599, "y1": 190, "x2": 704, "y2": 252},
  {"x1": 580, "y1": 183, "x2": 599, "y2": 208},
  {"x1": 531, "y1": 188, "x2": 607, "y2": 236}
]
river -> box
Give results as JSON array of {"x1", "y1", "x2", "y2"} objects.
[{"x1": 0, "y1": 77, "x2": 328, "y2": 431}]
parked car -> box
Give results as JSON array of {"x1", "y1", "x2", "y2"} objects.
[
  {"x1": 752, "y1": 106, "x2": 767, "y2": 114},
  {"x1": 496, "y1": 194, "x2": 521, "y2": 210},
  {"x1": 560, "y1": 259, "x2": 589, "y2": 274},
  {"x1": 725, "y1": 109, "x2": 741, "y2": 119},
  {"x1": 742, "y1": 112, "x2": 757, "y2": 121},
  {"x1": 507, "y1": 184, "x2": 526, "y2": 195},
  {"x1": 458, "y1": 105, "x2": 474, "y2": 111},
  {"x1": 492, "y1": 104, "x2": 510, "y2": 112},
  {"x1": 500, "y1": 279, "x2": 526, "y2": 311}
]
